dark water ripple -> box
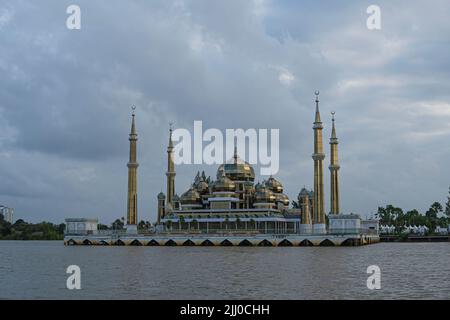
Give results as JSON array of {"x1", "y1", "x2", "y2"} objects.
[{"x1": 0, "y1": 241, "x2": 448, "y2": 299}]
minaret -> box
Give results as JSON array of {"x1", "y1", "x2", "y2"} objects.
[
  {"x1": 329, "y1": 112, "x2": 340, "y2": 215},
  {"x1": 126, "y1": 106, "x2": 138, "y2": 233},
  {"x1": 312, "y1": 91, "x2": 326, "y2": 234},
  {"x1": 298, "y1": 188, "x2": 312, "y2": 235},
  {"x1": 157, "y1": 192, "x2": 166, "y2": 224},
  {"x1": 166, "y1": 123, "x2": 176, "y2": 210}
]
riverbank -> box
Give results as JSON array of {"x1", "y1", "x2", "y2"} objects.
[{"x1": 380, "y1": 235, "x2": 450, "y2": 242}]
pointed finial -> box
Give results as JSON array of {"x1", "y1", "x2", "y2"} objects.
[
  {"x1": 130, "y1": 106, "x2": 137, "y2": 136},
  {"x1": 314, "y1": 90, "x2": 322, "y2": 123},
  {"x1": 331, "y1": 111, "x2": 337, "y2": 139},
  {"x1": 168, "y1": 122, "x2": 174, "y2": 149}
]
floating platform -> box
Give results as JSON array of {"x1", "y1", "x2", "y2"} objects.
[{"x1": 64, "y1": 233, "x2": 380, "y2": 247}]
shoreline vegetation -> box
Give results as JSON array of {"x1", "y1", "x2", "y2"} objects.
[{"x1": 1, "y1": 187, "x2": 449, "y2": 241}]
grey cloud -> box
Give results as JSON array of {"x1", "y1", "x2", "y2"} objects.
[{"x1": 0, "y1": 0, "x2": 449, "y2": 223}]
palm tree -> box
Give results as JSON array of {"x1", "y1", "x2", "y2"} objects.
[
  {"x1": 224, "y1": 217, "x2": 229, "y2": 231},
  {"x1": 250, "y1": 218, "x2": 255, "y2": 230},
  {"x1": 179, "y1": 215, "x2": 185, "y2": 231}
]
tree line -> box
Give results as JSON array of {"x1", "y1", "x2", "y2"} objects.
[
  {"x1": 376, "y1": 187, "x2": 450, "y2": 231},
  {"x1": 0, "y1": 215, "x2": 65, "y2": 240}
]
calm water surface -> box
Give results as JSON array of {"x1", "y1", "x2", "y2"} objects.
[{"x1": 0, "y1": 241, "x2": 448, "y2": 299}]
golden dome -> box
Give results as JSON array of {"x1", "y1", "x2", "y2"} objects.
[
  {"x1": 216, "y1": 150, "x2": 255, "y2": 182},
  {"x1": 212, "y1": 172, "x2": 236, "y2": 192},
  {"x1": 195, "y1": 179, "x2": 209, "y2": 194},
  {"x1": 254, "y1": 186, "x2": 276, "y2": 203},
  {"x1": 180, "y1": 186, "x2": 201, "y2": 204},
  {"x1": 265, "y1": 176, "x2": 283, "y2": 193},
  {"x1": 275, "y1": 193, "x2": 290, "y2": 206}
]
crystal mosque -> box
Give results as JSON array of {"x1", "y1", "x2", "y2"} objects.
[{"x1": 64, "y1": 92, "x2": 379, "y2": 246}]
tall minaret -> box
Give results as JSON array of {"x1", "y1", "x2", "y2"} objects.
[
  {"x1": 312, "y1": 91, "x2": 326, "y2": 234},
  {"x1": 329, "y1": 112, "x2": 340, "y2": 215},
  {"x1": 166, "y1": 123, "x2": 176, "y2": 210},
  {"x1": 126, "y1": 106, "x2": 139, "y2": 231}
]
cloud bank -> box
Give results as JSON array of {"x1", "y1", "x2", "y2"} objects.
[{"x1": 1, "y1": 0, "x2": 449, "y2": 223}]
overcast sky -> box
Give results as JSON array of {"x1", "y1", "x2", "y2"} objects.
[{"x1": 1, "y1": 0, "x2": 449, "y2": 224}]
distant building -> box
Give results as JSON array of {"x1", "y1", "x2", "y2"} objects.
[
  {"x1": 435, "y1": 226, "x2": 449, "y2": 235},
  {"x1": 0, "y1": 206, "x2": 14, "y2": 224},
  {"x1": 65, "y1": 218, "x2": 98, "y2": 235},
  {"x1": 361, "y1": 219, "x2": 379, "y2": 234},
  {"x1": 328, "y1": 214, "x2": 361, "y2": 235}
]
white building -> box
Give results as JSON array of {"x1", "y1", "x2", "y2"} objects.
[
  {"x1": 328, "y1": 214, "x2": 362, "y2": 234},
  {"x1": 361, "y1": 219, "x2": 379, "y2": 234},
  {"x1": 65, "y1": 218, "x2": 98, "y2": 235},
  {"x1": 0, "y1": 206, "x2": 14, "y2": 224},
  {"x1": 435, "y1": 226, "x2": 449, "y2": 235}
]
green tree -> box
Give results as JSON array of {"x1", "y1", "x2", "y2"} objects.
[
  {"x1": 111, "y1": 218, "x2": 124, "y2": 230},
  {"x1": 179, "y1": 215, "x2": 185, "y2": 230},
  {"x1": 405, "y1": 209, "x2": 421, "y2": 225},
  {"x1": 377, "y1": 205, "x2": 403, "y2": 226},
  {"x1": 166, "y1": 220, "x2": 172, "y2": 231},
  {"x1": 425, "y1": 202, "x2": 443, "y2": 231},
  {"x1": 138, "y1": 220, "x2": 147, "y2": 230},
  {"x1": 445, "y1": 186, "x2": 450, "y2": 220},
  {"x1": 98, "y1": 224, "x2": 109, "y2": 230}
]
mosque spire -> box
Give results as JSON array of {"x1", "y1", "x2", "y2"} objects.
[
  {"x1": 331, "y1": 111, "x2": 337, "y2": 139},
  {"x1": 168, "y1": 122, "x2": 174, "y2": 148},
  {"x1": 315, "y1": 90, "x2": 321, "y2": 123},
  {"x1": 166, "y1": 122, "x2": 176, "y2": 211},
  {"x1": 126, "y1": 106, "x2": 138, "y2": 229},
  {"x1": 329, "y1": 111, "x2": 340, "y2": 215},
  {"x1": 312, "y1": 91, "x2": 326, "y2": 234}
]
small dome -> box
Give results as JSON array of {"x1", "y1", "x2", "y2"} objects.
[
  {"x1": 254, "y1": 181, "x2": 264, "y2": 191},
  {"x1": 157, "y1": 192, "x2": 166, "y2": 199},
  {"x1": 265, "y1": 176, "x2": 283, "y2": 193},
  {"x1": 180, "y1": 186, "x2": 201, "y2": 204},
  {"x1": 173, "y1": 194, "x2": 180, "y2": 201},
  {"x1": 276, "y1": 193, "x2": 290, "y2": 206},
  {"x1": 212, "y1": 173, "x2": 236, "y2": 192},
  {"x1": 254, "y1": 186, "x2": 276, "y2": 203},
  {"x1": 298, "y1": 188, "x2": 310, "y2": 199},
  {"x1": 195, "y1": 179, "x2": 209, "y2": 194},
  {"x1": 216, "y1": 151, "x2": 255, "y2": 182}
]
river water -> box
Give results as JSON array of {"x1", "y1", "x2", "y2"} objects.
[{"x1": 0, "y1": 241, "x2": 448, "y2": 299}]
